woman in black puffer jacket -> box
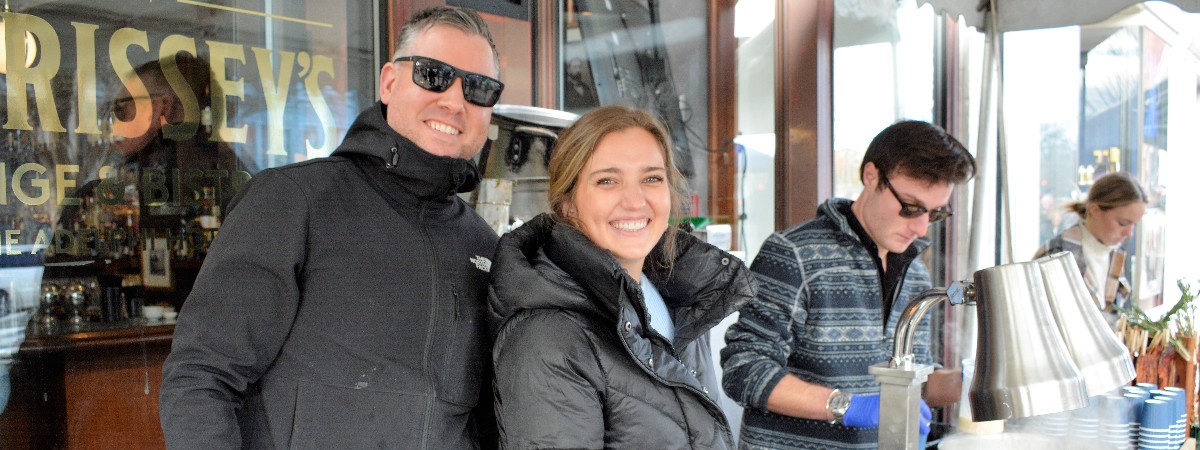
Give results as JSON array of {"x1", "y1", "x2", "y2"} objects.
[{"x1": 488, "y1": 105, "x2": 756, "y2": 449}]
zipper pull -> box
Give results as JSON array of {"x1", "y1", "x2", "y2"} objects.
[{"x1": 385, "y1": 146, "x2": 398, "y2": 168}]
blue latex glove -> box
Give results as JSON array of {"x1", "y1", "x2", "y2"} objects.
[
  {"x1": 920, "y1": 400, "x2": 932, "y2": 435},
  {"x1": 842, "y1": 393, "x2": 932, "y2": 434}
]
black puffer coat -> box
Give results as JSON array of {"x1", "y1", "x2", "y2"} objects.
[{"x1": 489, "y1": 214, "x2": 756, "y2": 449}]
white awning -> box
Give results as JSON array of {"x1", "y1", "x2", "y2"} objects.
[{"x1": 918, "y1": 0, "x2": 1200, "y2": 31}]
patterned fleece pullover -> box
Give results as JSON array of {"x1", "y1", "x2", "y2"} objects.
[{"x1": 721, "y1": 198, "x2": 934, "y2": 450}]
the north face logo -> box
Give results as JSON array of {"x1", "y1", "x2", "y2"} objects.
[{"x1": 471, "y1": 255, "x2": 491, "y2": 273}]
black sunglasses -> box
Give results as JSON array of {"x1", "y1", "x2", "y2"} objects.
[
  {"x1": 393, "y1": 55, "x2": 504, "y2": 107},
  {"x1": 110, "y1": 93, "x2": 166, "y2": 121},
  {"x1": 881, "y1": 177, "x2": 953, "y2": 223}
]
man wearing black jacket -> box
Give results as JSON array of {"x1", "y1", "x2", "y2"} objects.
[{"x1": 160, "y1": 7, "x2": 503, "y2": 448}]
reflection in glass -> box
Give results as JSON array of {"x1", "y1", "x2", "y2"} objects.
[
  {"x1": 832, "y1": 0, "x2": 936, "y2": 200},
  {"x1": 0, "y1": 1, "x2": 378, "y2": 447},
  {"x1": 560, "y1": 0, "x2": 706, "y2": 184}
]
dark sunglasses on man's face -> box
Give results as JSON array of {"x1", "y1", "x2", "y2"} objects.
[
  {"x1": 882, "y1": 177, "x2": 953, "y2": 223},
  {"x1": 110, "y1": 93, "x2": 166, "y2": 122},
  {"x1": 393, "y1": 55, "x2": 504, "y2": 107}
]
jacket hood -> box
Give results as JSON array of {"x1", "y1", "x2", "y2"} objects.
[
  {"x1": 490, "y1": 213, "x2": 756, "y2": 347},
  {"x1": 332, "y1": 102, "x2": 481, "y2": 198},
  {"x1": 489, "y1": 214, "x2": 623, "y2": 323}
]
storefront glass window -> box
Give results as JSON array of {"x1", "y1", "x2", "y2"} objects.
[
  {"x1": 1002, "y1": 26, "x2": 1081, "y2": 263},
  {"x1": 0, "y1": 1, "x2": 379, "y2": 446},
  {"x1": 733, "y1": 0, "x2": 774, "y2": 263},
  {"x1": 832, "y1": 0, "x2": 936, "y2": 200},
  {"x1": 558, "y1": 0, "x2": 709, "y2": 217},
  {"x1": 1005, "y1": 3, "x2": 1199, "y2": 309}
]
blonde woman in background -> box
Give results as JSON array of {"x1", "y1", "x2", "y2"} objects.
[{"x1": 1035, "y1": 171, "x2": 1147, "y2": 320}]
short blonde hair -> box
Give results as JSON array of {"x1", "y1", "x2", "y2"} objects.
[{"x1": 547, "y1": 105, "x2": 687, "y2": 270}]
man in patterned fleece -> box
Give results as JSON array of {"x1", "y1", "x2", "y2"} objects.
[{"x1": 721, "y1": 120, "x2": 976, "y2": 449}]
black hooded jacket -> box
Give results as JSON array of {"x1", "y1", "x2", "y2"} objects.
[
  {"x1": 489, "y1": 214, "x2": 756, "y2": 449},
  {"x1": 161, "y1": 102, "x2": 498, "y2": 449}
]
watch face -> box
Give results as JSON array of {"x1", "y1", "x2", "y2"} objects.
[{"x1": 831, "y1": 391, "x2": 852, "y2": 415}]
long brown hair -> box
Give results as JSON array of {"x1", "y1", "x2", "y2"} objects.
[{"x1": 547, "y1": 105, "x2": 687, "y2": 270}]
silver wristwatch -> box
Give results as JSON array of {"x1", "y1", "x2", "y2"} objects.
[{"x1": 828, "y1": 390, "x2": 852, "y2": 424}]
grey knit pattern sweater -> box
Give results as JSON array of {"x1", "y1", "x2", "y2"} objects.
[{"x1": 720, "y1": 198, "x2": 934, "y2": 450}]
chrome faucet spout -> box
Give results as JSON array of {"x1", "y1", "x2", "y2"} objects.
[{"x1": 891, "y1": 288, "x2": 948, "y2": 367}]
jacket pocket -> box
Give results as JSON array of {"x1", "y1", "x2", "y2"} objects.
[
  {"x1": 437, "y1": 282, "x2": 488, "y2": 407},
  {"x1": 288, "y1": 381, "x2": 428, "y2": 449}
]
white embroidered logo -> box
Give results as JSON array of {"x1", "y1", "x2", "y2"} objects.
[{"x1": 471, "y1": 255, "x2": 492, "y2": 273}]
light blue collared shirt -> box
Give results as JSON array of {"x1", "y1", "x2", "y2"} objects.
[{"x1": 640, "y1": 275, "x2": 674, "y2": 342}]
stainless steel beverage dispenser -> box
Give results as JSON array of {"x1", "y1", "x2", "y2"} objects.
[
  {"x1": 871, "y1": 252, "x2": 1135, "y2": 449},
  {"x1": 475, "y1": 105, "x2": 579, "y2": 231}
]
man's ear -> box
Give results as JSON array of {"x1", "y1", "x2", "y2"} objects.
[
  {"x1": 862, "y1": 162, "x2": 880, "y2": 190},
  {"x1": 379, "y1": 62, "x2": 398, "y2": 105},
  {"x1": 156, "y1": 94, "x2": 179, "y2": 125}
]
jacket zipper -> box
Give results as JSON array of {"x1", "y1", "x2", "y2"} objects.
[
  {"x1": 622, "y1": 290, "x2": 733, "y2": 443},
  {"x1": 417, "y1": 200, "x2": 439, "y2": 450},
  {"x1": 441, "y1": 283, "x2": 460, "y2": 374}
]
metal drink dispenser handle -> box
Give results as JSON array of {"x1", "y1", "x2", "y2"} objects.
[{"x1": 870, "y1": 283, "x2": 972, "y2": 450}]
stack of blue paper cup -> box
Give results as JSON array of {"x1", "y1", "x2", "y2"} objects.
[
  {"x1": 1123, "y1": 386, "x2": 1152, "y2": 448},
  {"x1": 1149, "y1": 389, "x2": 1184, "y2": 446},
  {"x1": 1070, "y1": 397, "x2": 1101, "y2": 441},
  {"x1": 1135, "y1": 382, "x2": 1159, "y2": 391},
  {"x1": 1035, "y1": 410, "x2": 1071, "y2": 438},
  {"x1": 1098, "y1": 394, "x2": 1133, "y2": 449},
  {"x1": 1139, "y1": 398, "x2": 1173, "y2": 449},
  {"x1": 1163, "y1": 386, "x2": 1188, "y2": 445},
  {"x1": 1123, "y1": 388, "x2": 1150, "y2": 448}
]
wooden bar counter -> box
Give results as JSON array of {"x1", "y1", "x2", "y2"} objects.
[{"x1": 0, "y1": 319, "x2": 175, "y2": 449}]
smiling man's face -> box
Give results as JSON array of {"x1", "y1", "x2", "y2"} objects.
[{"x1": 379, "y1": 25, "x2": 497, "y2": 159}]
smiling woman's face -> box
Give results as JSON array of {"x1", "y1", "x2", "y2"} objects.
[{"x1": 568, "y1": 127, "x2": 671, "y2": 277}]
